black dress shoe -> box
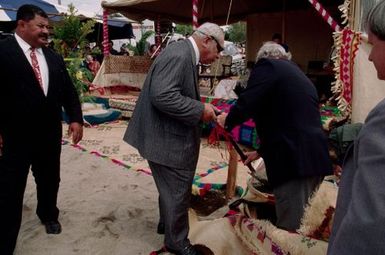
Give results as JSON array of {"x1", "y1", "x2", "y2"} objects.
[
  {"x1": 179, "y1": 245, "x2": 202, "y2": 255},
  {"x1": 157, "y1": 222, "x2": 165, "y2": 235},
  {"x1": 165, "y1": 245, "x2": 203, "y2": 255},
  {"x1": 42, "y1": 220, "x2": 62, "y2": 234}
]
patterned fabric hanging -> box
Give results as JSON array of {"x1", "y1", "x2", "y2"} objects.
[{"x1": 331, "y1": 28, "x2": 361, "y2": 115}]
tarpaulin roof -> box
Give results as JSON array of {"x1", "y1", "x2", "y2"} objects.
[
  {"x1": 101, "y1": 0, "x2": 342, "y2": 25},
  {"x1": 0, "y1": 0, "x2": 134, "y2": 40},
  {"x1": 0, "y1": 0, "x2": 61, "y2": 21}
]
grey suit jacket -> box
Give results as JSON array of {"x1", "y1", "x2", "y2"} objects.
[
  {"x1": 328, "y1": 98, "x2": 385, "y2": 254},
  {"x1": 123, "y1": 40, "x2": 204, "y2": 170}
]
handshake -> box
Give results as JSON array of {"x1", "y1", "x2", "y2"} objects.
[{"x1": 201, "y1": 103, "x2": 228, "y2": 127}]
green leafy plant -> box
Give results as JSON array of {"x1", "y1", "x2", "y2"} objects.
[
  {"x1": 175, "y1": 24, "x2": 193, "y2": 36},
  {"x1": 65, "y1": 58, "x2": 94, "y2": 103},
  {"x1": 126, "y1": 30, "x2": 154, "y2": 56},
  {"x1": 52, "y1": 4, "x2": 95, "y2": 58},
  {"x1": 52, "y1": 4, "x2": 96, "y2": 102},
  {"x1": 226, "y1": 22, "x2": 246, "y2": 43}
]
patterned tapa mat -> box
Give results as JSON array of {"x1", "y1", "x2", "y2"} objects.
[{"x1": 62, "y1": 121, "x2": 249, "y2": 192}]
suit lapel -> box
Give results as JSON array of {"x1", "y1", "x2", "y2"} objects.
[{"x1": 8, "y1": 37, "x2": 45, "y2": 98}]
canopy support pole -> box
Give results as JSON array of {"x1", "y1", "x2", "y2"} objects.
[
  {"x1": 102, "y1": 8, "x2": 110, "y2": 56},
  {"x1": 308, "y1": 0, "x2": 342, "y2": 32},
  {"x1": 192, "y1": 0, "x2": 199, "y2": 30}
]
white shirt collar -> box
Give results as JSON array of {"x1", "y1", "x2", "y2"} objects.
[
  {"x1": 188, "y1": 36, "x2": 200, "y2": 65},
  {"x1": 14, "y1": 33, "x2": 43, "y2": 55}
]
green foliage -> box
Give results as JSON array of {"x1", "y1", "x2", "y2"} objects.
[
  {"x1": 65, "y1": 58, "x2": 94, "y2": 103},
  {"x1": 52, "y1": 4, "x2": 96, "y2": 103},
  {"x1": 52, "y1": 4, "x2": 95, "y2": 58},
  {"x1": 175, "y1": 24, "x2": 193, "y2": 36},
  {"x1": 126, "y1": 30, "x2": 154, "y2": 56},
  {"x1": 227, "y1": 22, "x2": 246, "y2": 43}
]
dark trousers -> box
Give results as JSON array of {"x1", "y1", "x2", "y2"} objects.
[
  {"x1": 148, "y1": 160, "x2": 195, "y2": 252},
  {"x1": 0, "y1": 141, "x2": 61, "y2": 254},
  {"x1": 273, "y1": 175, "x2": 324, "y2": 231}
]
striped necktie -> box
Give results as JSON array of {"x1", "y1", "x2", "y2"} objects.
[{"x1": 30, "y1": 48, "x2": 44, "y2": 90}]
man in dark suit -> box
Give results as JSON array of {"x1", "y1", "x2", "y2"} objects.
[
  {"x1": 328, "y1": 1, "x2": 385, "y2": 254},
  {"x1": 0, "y1": 5, "x2": 83, "y2": 254},
  {"x1": 218, "y1": 41, "x2": 332, "y2": 231},
  {"x1": 124, "y1": 22, "x2": 223, "y2": 255}
]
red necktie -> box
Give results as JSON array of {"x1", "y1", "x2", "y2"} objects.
[{"x1": 30, "y1": 48, "x2": 44, "y2": 90}]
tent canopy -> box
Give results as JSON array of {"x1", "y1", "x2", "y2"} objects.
[
  {"x1": 88, "y1": 22, "x2": 134, "y2": 42},
  {"x1": 102, "y1": 0, "x2": 341, "y2": 25},
  {"x1": 0, "y1": 0, "x2": 134, "y2": 40},
  {"x1": 0, "y1": 0, "x2": 61, "y2": 21}
]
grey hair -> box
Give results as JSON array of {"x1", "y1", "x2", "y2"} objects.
[
  {"x1": 255, "y1": 41, "x2": 289, "y2": 62},
  {"x1": 365, "y1": 0, "x2": 385, "y2": 40}
]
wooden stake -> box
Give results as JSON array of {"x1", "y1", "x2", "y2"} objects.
[{"x1": 226, "y1": 147, "x2": 238, "y2": 200}]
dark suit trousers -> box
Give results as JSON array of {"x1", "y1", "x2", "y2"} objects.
[
  {"x1": 148, "y1": 161, "x2": 195, "y2": 251},
  {"x1": 273, "y1": 175, "x2": 324, "y2": 231},
  {"x1": 0, "y1": 139, "x2": 61, "y2": 254}
]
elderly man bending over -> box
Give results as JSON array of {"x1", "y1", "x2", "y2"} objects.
[{"x1": 218, "y1": 41, "x2": 332, "y2": 231}]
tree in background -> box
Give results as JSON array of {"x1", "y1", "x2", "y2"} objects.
[
  {"x1": 226, "y1": 22, "x2": 246, "y2": 43},
  {"x1": 175, "y1": 24, "x2": 193, "y2": 36},
  {"x1": 52, "y1": 4, "x2": 96, "y2": 102},
  {"x1": 126, "y1": 30, "x2": 154, "y2": 56},
  {"x1": 52, "y1": 4, "x2": 95, "y2": 58}
]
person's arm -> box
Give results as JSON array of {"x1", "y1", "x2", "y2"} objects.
[
  {"x1": 149, "y1": 52, "x2": 208, "y2": 126},
  {"x1": 67, "y1": 122, "x2": 83, "y2": 144},
  {"x1": 59, "y1": 54, "x2": 84, "y2": 144},
  {"x1": 328, "y1": 104, "x2": 385, "y2": 254},
  {"x1": 224, "y1": 59, "x2": 276, "y2": 131},
  {"x1": 243, "y1": 150, "x2": 261, "y2": 165}
]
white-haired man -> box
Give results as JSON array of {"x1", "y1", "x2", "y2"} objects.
[
  {"x1": 123, "y1": 22, "x2": 224, "y2": 255},
  {"x1": 218, "y1": 41, "x2": 332, "y2": 231}
]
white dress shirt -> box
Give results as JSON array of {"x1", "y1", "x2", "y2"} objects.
[
  {"x1": 188, "y1": 36, "x2": 200, "y2": 65},
  {"x1": 15, "y1": 33, "x2": 49, "y2": 96}
]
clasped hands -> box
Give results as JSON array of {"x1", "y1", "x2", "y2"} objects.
[{"x1": 201, "y1": 103, "x2": 228, "y2": 125}]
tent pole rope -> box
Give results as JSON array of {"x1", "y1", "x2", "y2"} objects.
[
  {"x1": 208, "y1": 0, "x2": 233, "y2": 95},
  {"x1": 151, "y1": 32, "x2": 170, "y2": 59},
  {"x1": 225, "y1": 0, "x2": 233, "y2": 25},
  {"x1": 282, "y1": 0, "x2": 286, "y2": 42},
  {"x1": 155, "y1": 15, "x2": 162, "y2": 49}
]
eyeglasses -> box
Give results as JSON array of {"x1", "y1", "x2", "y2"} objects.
[{"x1": 197, "y1": 30, "x2": 223, "y2": 52}]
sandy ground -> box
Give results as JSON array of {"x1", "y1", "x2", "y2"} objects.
[
  {"x1": 15, "y1": 143, "x2": 163, "y2": 255},
  {"x1": 13, "y1": 122, "x2": 251, "y2": 255}
]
